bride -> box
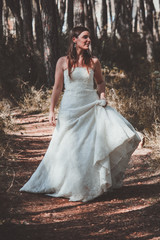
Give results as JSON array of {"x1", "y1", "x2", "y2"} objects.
[{"x1": 20, "y1": 26, "x2": 140, "y2": 202}]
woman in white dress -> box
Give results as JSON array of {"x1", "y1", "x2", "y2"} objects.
[{"x1": 20, "y1": 26, "x2": 140, "y2": 202}]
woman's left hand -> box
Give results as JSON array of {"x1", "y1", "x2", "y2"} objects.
[
  {"x1": 49, "y1": 111, "x2": 56, "y2": 126},
  {"x1": 100, "y1": 98, "x2": 108, "y2": 107}
]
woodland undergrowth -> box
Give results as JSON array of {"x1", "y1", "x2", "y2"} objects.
[
  {"x1": 0, "y1": 63, "x2": 159, "y2": 167},
  {"x1": 103, "y1": 65, "x2": 160, "y2": 167}
]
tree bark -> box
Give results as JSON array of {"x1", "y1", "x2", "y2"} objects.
[
  {"x1": 67, "y1": 0, "x2": 73, "y2": 31},
  {"x1": 21, "y1": 0, "x2": 33, "y2": 50},
  {"x1": 99, "y1": 0, "x2": 108, "y2": 37},
  {"x1": 152, "y1": 1, "x2": 159, "y2": 41},
  {"x1": 118, "y1": 0, "x2": 132, "y2": 36},
  {"x1": 3, "y1": 0, "x2": 9, "y2": 41},
  {"x1": 58, "y1": 0, "x2": 66, "y2": 29},
  {"x1": 121, "y1": 0, "x2": 133, "y2": 60},
  {"x1": 108, "y1": 0, "x2": 113, "y2": 32},
  {"x1": 40, "y1": 0, "x2": 59, "y2": 85},
  {"x1": 132, "y1": 0, "x2": 139, "y2": 33},
  {"x1": 89, "y1": 0, "x2": 97, "y2": 36},
  {"x1": 86, "y1": 0, "x2": 97, "y2": 46},
  {"x1": 112, "y1": 0, "x2": 121, "y2": 38},
  {"x1": 73, "y1": 0, "x2": 84, "y2": 26},
  {"x1": 112, "y1": 0, "x2": 133, "y2": 62},
  {"x1": 139, "y1": 0, "x2": 145, "y2": 35},
  {"x1": 0, "y1": 0, "x2": 3, "y2": 41},
  {"x1": 34, "y1": 0, "x2": 44, "y2": 56},
  {"x1": 145, "y1": 0, "x2": 154, "y2": 62},
  {"x1": 83, "y1": 0, "x2": 88, "y2": 28},
  {"x1": 5, "y1": 0, "x2": 23, "y2": 40}
]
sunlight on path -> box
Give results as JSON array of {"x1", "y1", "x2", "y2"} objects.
[{"x1": 1, "y1": 111, "x2": 160, "y2": 240}]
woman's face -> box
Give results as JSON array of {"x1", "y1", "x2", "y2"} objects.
[{"x1": 73, "y1": 31, "x2": 91, "y2": 50}]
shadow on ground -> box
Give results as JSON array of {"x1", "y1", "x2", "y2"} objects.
[{"x1": 0, "y1": 112, "x2": 160, "y2": 240}]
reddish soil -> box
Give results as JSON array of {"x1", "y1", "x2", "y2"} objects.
[{"x1": 0, "y1": 111, "x2": 160, "y2": 240}]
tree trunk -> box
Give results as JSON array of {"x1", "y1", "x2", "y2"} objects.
[
  {"x1": 40, "y1": 0, "x2": 59, "y2": 85},
  {"x1": 83, "y1": 0, "x2": 88, "y2": 28},
  {"x1": 132, "y1": 0, "x2": 140, "y2": 33},
  {"x1": 112, "y1": 0, "x2": 133, "y2": 63},
  {"x1": 67, "y1": 0, "x2": 73, "y2": 31},
  {"x1": 34, "y1": 0, "x2": 43, "y2": 56},
  {"x1": 108, "y1": 0, "x2": 113, "y2": 32},
  {"x1": 89, "y1": 0, "x2": 97, "y2": 36},
  {"x1": 73, "y1": 0, "x2": 84, "y2": 26},
  {"x1": 145, "y1": 0, "x2": 154, "y2": 62},
  {"x1": 139, "y1": 0, "x2": 145, "y2": 36},
  {"x1": 112, "y1": 0, "x2": 121, "y2": 38},
  {"x1": 21, "y1": 0, "x2": 33, "y2": 50},
  {"x1": 152, "y1": 1, "x2": 159, "y2": 41},
  {"x1": 121, "y1": 0, "x2": 133, "y2": 60},
  {"x1": 118, "y1": 0, "x2": 132, "y2": 35},
  {"x1": 5, "y1": 0, "x2": 23, "y2": 40},
  {"x1": 58, "y1": 0, "x2": 66, "y2": 29},
  {"x1": 99, "y1": 0, "x2": 108, "y2": 37},
  {"x1": 86, "y1": 0, "x2": 97, "y2": 47},
  {"x1": 134, "y1": 10, "x2": 138, "y2": 33},
  {"x1": 3, "y1": 0, "x2": 9, "y2": 41},
  {"x1": 0, "y1": 0, "x2": 3, "y2": 41}
]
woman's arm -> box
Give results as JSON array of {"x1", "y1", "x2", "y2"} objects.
[
  {"x1": 49, "y1": 57, "x2": 65, "y2": 125},
  {"x1": 93, "y1": 58, "x2": 107, "y2": 101}
]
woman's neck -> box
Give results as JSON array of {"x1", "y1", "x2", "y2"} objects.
[{"x1": 76, "y1": 52, "x2": 84, "y2": 67}]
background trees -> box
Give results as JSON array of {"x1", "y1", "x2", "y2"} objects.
[
  {"x1": 0, "y1": 0, "x2": 160, "y2": 87},
  {"x1": 0, "y1": 0, "x2": 159, "y2": 153}
]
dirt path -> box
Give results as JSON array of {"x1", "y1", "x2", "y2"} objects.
[{"x1": 0, "y1": 111, "x2": 160, "y2": 240}]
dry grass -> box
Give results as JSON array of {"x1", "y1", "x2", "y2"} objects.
[
  {"x1": 19, "y1": 86, "x2": 51, "y2": 114},
  {"x1": 143, "y1": 124, "x2": 160, "y2": 169},
  {"x1": 0, "y1": 99, "x2": 15, "y2": 130},
  {"x1": 104, "y1": 67, "x2": 160, "y2": 168},
  {"x1": 0, "y1": 99, "x2": 15, "y2": 161},
  {"x1": 18, "y1": 85, "x2": 63, "y2": 116}
]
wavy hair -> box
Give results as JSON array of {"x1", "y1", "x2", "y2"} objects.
[{"x1": 67, "y1": 26, "x2": 92, "y2": 77}]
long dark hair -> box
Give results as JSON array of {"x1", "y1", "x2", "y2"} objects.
[{"x1": 67, "y1": 26, "x2": 92, "y2": 77}]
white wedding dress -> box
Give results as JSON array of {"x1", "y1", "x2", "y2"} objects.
[{"x1": 20, "y1": 67, "x2": 140, "y2": 202}]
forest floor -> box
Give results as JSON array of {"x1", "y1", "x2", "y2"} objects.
[{"x1": 0, "y1": 110, "x2": 160, "y2": 240}]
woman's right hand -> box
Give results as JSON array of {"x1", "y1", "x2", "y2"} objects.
[{"x1": 49, "y1": 111, "x2": 56, "y2": 126}]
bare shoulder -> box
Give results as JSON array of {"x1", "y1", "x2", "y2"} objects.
[
  {"x1": 56, "y1": 56, "x2": 68, "y2": 70},
  {"x1": 91, "y1": 57, "x2": 101, "y2": 71}
]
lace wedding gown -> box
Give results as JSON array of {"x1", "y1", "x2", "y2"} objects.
[{"x1": 20, "y1": 67, "x2": 140, "y2": 202}]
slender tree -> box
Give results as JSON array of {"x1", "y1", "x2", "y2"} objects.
[
  {"x1": 132, "y1": 0, "x2": 139, "y2": 33},
  {"x1": 83, "y1": 0, "x2": 88, "y2": 27},
  {"x1": 21, "y1": 0, "x2": 33, "y2": 50},
  {"x1": 3, "y1": 0, "x2": 9, "y2": 41},
  {"x1": 67, "y1": 0, "x2": 73, "y2": 31},
  {"x1": 5, "y1": 0, "x2": 23, "y2": 40},
  {"x1": 89, "y1": 0, "x2": 97, "y2": 36},
  {"x1": 86, "y1": 0, "x2": 97, "y2": 46},
  {"x1": 73, "y1": 0, "x2": 84, "y2": 26},
  {"x1": 152, "y1": 1, "x2": 159, "y2": 41},
  {"x1": 145, "y1": 0, "x2": 154, "y2": 62},
  {"x1": 40, "y1": 0, "x2": 59, "y2": 85},
  {"x1": 108, "y1": 0, "x2": 113, "y2": 32},
  {"x1": 99, "y1": 0, "x2": 108, "y2": 37},
  {"x1": 112, "y1": 0, "x2": 121, "y2": 38},
  {"x1": 0, "y1": 0, "x2": 3, "y2": 41},
  {"x1": 33, "y1": 0, "x2": 43, "y2": 56},
  {"x1": 58, "y1": 0, "x2": 66, "y2": 29},
  {"x1": 139, "y1": 0, "x2": 145, "y2": 36}
]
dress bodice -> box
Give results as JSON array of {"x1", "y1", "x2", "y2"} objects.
[
  {"x1": 61, "y1": 66, "x2": 106, "y2": 109},
  {"x1": 64, "y1": 67, "x2": 94, "y2": 92}
]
